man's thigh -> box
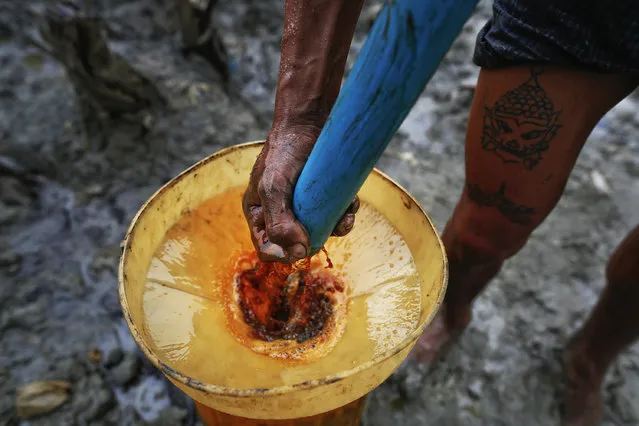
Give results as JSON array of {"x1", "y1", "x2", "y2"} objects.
[{"x1": 450, "y1": 65, "x2": 638, "y2": 253}]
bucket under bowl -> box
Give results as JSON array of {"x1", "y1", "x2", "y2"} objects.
[{"x1": 118, "y1": 141, "x2": 447, "y2": 419}]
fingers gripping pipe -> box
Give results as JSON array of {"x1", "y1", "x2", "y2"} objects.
[{"x1": 291, "y1": 0, "x2": 479, "y2": 255}]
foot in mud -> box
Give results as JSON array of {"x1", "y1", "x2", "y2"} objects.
[
  {"x1": 409, "y1": 307, "x2": 471, "y2": 367},
  {"x1": 562, "y1": 340, "x2": 605, "y2": 426}
]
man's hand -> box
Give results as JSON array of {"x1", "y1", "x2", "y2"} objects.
[
  {"x1": 243, "y1": 126, "x2": 359, "y2": 263},
  {"x1": 242, "y1": 0, "x2": 365, "y2": 262}
]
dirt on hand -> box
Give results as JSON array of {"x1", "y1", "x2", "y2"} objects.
[{"x1": 1, "y1": 0, "x2": 639, "y2": 425}]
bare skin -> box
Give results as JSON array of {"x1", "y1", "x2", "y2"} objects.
[
  {"x1": 243, "y1": 1, "x2": 639, "y2": 425},
  {"x1": 562, "y1": 224, "x2": 639, "y2": 425},
  {"x1": 243, "y1": 0, "x2": 365, "y2": 263},
  {"x1": 412, "y1": 66, "x2": 639, "y2": 426}
]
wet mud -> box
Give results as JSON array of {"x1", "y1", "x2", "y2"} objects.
[{"x1": 1, "y1": 1, "x2": 639, "y2": 425}]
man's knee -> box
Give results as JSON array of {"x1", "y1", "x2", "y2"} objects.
[
  {"x1": 606, "y1": 225, "x2": 639, "y2": 284},
  {"x1": 445, "y1": 202, "x2": 536, "y2": 264}
]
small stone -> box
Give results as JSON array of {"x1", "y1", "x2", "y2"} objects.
[
  {"x1": 103, "y1": 348, "x2": 124, "y2": 368},
  {"x1": 459, "y1": 76, "x2": 478, "y2": 90},
  {"x1": 84, "y1": 184, "x2": 105, "y2": 196},
  {"x1": 142, "y1": 113, "x2": 155, "y2": 129},
  {"x1": 590, "y1": 170, "x2": 611, "y2": 194},
  {"x1": 109, "y1": 353, "x2": 140, "y2": 387},
  {"x1": 16, "y1": 380, "x2": 72, "y2": 419}
]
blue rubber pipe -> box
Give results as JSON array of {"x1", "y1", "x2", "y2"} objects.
[{"x1": 292, "y1": 0, "x2": 479, "y2": 255}]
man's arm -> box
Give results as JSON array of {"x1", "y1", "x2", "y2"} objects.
[
  {"x1": 272, "y1": 0, "x2": 366, "y2": 132},
  {"x1": 243, "y1": 0, "x2": 364, "y2": 263}
]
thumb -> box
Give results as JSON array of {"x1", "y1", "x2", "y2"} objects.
[{"x1": 258, "y1": 167, "x2": 309, "y2": 262}]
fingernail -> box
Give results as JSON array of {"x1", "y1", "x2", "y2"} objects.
[
  {"x1": 290, "y1": 243, "x2": 307, "y2": 259},
  {"x1": 260, "y1": 241, "x2": 286, "y2": 260}
]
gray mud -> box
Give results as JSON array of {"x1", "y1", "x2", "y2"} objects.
[{"x1": 1, "y1": 1, "x2": 639, "y2": 425}]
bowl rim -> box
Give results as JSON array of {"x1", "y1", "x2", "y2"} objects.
[{"x1": 118, "y1": 140, "x2": 448, "y2": 398}]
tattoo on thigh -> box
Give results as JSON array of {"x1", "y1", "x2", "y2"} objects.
[
  {"x1": 466, "y1": 182, "x2": 537, "y2": 226},
  {"x1": 481, "y1": 65, "x2": 562, "y2": 170}
]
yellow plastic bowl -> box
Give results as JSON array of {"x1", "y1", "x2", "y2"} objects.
[{"x1": 118, "y1": 141, "x2": 447, "y2": 419}]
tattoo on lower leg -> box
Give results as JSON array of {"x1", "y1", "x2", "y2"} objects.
[
  {"x1": 481, "y1": 65, "x2": 562, "y2": 170},
  {"x1": 466, "y1": 182, "x2": 537, "y2": 226}
]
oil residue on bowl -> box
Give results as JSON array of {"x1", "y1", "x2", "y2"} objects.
[
  {"x1": 234, "y1": 252, "x2": 342, "y2": 343},
  {"x1": 142, "y1": 186, "x2": 422, "y2": 390}
]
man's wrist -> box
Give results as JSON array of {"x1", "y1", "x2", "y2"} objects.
[
  {"x1": 270, "y1": 0, "x2": 364, "y2": 143},
  {"x1": 268, "y1": 121, "x2": 323, "y2": 151},
  {"x1": 272, "y1": 107, "x2": 329, "y2": 132}
]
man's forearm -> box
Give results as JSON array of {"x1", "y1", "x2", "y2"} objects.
[{"x1": 272, "y1": 0, "x2": 365, "y2": 132}]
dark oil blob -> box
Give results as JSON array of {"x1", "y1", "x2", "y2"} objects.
[{"x1": 235, "y1": 252, "x2": 342, "y2": 343}]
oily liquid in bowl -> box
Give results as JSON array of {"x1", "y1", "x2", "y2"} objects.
[{"x1": 142, "y1": 186, "x2": 422, "y2": 390}]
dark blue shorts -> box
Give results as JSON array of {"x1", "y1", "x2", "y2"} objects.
[{"x1": 473, "y1": 0, "x2": 639, "y2": 73}]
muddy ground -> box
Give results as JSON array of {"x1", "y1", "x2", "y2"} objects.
[{"x1": 2, "y1": 0, "x2": 639, "y2": 425}]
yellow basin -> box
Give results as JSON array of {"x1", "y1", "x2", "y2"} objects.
[{"x1": 118, "y1": 141, "x2": 447, "y2": 419}]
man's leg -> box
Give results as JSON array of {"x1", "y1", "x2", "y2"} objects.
[
  {"x1": 413, "y1": 65, "x2": 638, "y2": 365},
  {"x1": 563, "y1": 224, "x2": 639, "y2": 426}
]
